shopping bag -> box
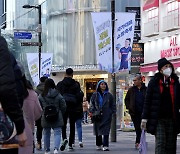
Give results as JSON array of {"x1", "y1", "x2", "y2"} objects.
[{"x1": 138, "y1": 129, "x2": 147, "y2": 154}]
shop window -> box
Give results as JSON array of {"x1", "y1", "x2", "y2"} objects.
[
  {"x1": 148, "y1": 8, "x2": 159, "y2": 21},
  {"x1": 167, "y1": 1, "x2": 179, "y2": 15}
]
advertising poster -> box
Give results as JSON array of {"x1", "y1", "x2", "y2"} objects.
[
  {"x1": 91, "y1": 12, "x2": 113, "y2": 73},
  {"x1": 114, "y1": 12, "x2": 135, "y2": 73}
]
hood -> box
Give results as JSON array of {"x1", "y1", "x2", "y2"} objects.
[
  {"x1": 96, "y1": 80, "x2": 109, "y2": 93},
  {"x1": 62, "y1": 77, "x2": 76, "y2": 87},
  {"x1": 46, "y1": 88, "x2": 59, "y2": 98}
]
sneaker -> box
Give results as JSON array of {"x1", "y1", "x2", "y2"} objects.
[
  {"x1": 72, "y1": 143, "x2": 75, "y2": 147},
  {"x1": 79, "y1": 142, "x2": 83, "y2": 148},
  {"x1": 135, "y1": 143, "x2": 140, "y2": 149},
  {"x1": 102, "y1": 146, "x2": 109, "y2": 151},
  {"x1": 96, "y1": 146, "x2": 102, "y2": 150},
  {"x1": 60, "y1": 139, "x2": 68, "y2": 151},
  {"x1": 54, "y1": 149, "x2": 58, "y2": 154},
  {"x1": 68, "y1": 146, "x2": 74, "y2": 151},
  {"x1": 36, "y1": 142, "x2": 42, "y2": 150}
]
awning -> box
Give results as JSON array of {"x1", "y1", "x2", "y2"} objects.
[
  {"x1": 143, "y1": 0, "x2": 159, "y2": 11},
  {"x1": 140, "y1": 59, "x2": 180, "y2": 72},
  {"x1": 162, "y1": 0, "x2": 180, "y2": 3}
]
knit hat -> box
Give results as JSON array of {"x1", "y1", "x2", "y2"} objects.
[{"x1": 157, "y1": 58, "x2": 171, "y2": 71}]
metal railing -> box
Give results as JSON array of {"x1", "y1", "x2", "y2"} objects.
[
  {"x1": 144, "y1": 18, "x2": 159, "y2": 37},
  {"x1": 163, "y1": 13, "x2": 180, "y2": 31}
]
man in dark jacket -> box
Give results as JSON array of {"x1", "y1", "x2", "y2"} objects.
[
  {"x1": 0, "y1": 36, "x2": 27, "y2": 153},
  {"x1": 141, "y1": 58, "x2": 180, "y2": 154},
  {"x1": 57, "y1": 68, "x2": 82, "y2": 151},
  {"x1": 35, "y1": 76, "x2": 47, "y2": 150},
  {"x1": 125, "y1": 74, "x2": 147, "y2": 149}
]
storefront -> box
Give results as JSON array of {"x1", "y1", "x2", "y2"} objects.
[{"x1": 140, "y1": 34, "x2": 180, "y2": 83}]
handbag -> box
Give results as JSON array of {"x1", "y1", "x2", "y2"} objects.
[
  {"x1": 92, "y1": 110, "x2": 102, "y2": 122},
  {"x1": 0, "y1": 103, "x2": 17, "y2": 144},
  {"x1": 139, "y1": 129, "x2": 147, "y2": 154}
]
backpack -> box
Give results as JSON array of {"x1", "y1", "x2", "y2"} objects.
[{"x1": 43, "y1": 98, "x2": 59, "y2": 122}]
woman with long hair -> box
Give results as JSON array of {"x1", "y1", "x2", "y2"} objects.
[
  {"x1": 19, "y1": 77, "x2": 42, "y2": 154},
  {"x1": 39, "y1": 78, "x2": 66, "y2": 154}
]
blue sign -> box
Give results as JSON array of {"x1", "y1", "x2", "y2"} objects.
[{"x1": 14, "y1": 32, "x2": 32, "y2": 39}]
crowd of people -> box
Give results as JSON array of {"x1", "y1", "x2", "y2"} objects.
[{"x1": 0, "y1": 35, "x2": 180, "y2": 154}]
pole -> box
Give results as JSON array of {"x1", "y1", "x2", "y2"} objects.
[
  {"x1": 110, "y1": 0, "x2": 116, "y2": 142},
  {"x1": 38, "y1": 5, "x2": 42, "y2": 79}
]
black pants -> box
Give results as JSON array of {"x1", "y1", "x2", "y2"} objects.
[
  {"x1": 96, "y1": 135, "x2": 109, "y2": 147},
  {"x1": 62, "y1": 111, "x2": 75, "y2": 147},
  {"x1": 131, "y1": 113, "x2": 142, "y2": 144},
  {"x1": 36, "y1": 118, "x2": 43, "y2": 144},
  {"x1": 0, "y1": 148, "x2": 18, "y2": 154}
]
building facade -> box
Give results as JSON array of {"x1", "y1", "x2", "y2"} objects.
[{"x1": 140, "y1": 0, "x2": 180, "y2": 84}]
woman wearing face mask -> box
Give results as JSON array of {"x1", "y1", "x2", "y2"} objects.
[{"x1": 141, "y1": 58, "x2": 180, "y2": 154}]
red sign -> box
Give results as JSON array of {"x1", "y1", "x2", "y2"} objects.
[{"x1": 161, "y1": 36, "x2": 180, "y2": 58}]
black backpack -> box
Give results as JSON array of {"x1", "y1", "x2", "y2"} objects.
[{"x1": 43, "y1": 98, "x2": 59, "y2": 122}]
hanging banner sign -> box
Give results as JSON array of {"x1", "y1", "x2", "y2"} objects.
[
  {"x1": 91, "y1": 12, "x2": 113, "y2": 73},
  {"x1": 26, "y1": 53, "x2": 39, "y2": 86},
  {"x1": 40, "y1": 53, "x2": 53, "y2": 78},
  {"x1": 114, "y1": 12, "x2": 135, "y2": 73},
  {"x1": 26, "y1": 53, "x2": 53, "y2": 86}
]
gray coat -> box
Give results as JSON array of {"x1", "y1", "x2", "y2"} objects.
[
  {"x1": 39, "y1": 89, "x2": 66, "y2": 128},
  {"x1": 90, "y1": 87, "x2": 116, "y2": 136}
]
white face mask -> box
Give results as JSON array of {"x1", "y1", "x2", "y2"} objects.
[{"x1": 163, "y1": 67, "x2": 172, "y2": 77}]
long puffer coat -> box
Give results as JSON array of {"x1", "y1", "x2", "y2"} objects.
[
  {"x1": 89, "y1": 80, "x2": 116, "y2": 136},
  {"x1": 142, "y1": 72, "x2": 180, "y2": 135}
]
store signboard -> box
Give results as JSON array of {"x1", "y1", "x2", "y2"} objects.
[
  {"x1": 144, "y1": 34, "x2": 180, "y2": 63},
  {"x1": 126, "y1": 7, "x2": 141, "y2": 43},
  {"x1": 131, "y1": 43, "x2": 144, "y2": 66}
]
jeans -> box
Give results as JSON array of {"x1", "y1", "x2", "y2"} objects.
[
  {"x1": 75, "y1": 118, "x2": 82, "y2": 142},
  {"x1": 44, "y1": 127, "x2": 61, "y2": 151},
  {"x1": 83, "y1": 111, "x2": 88, "y2": 123},
  {"x1": 96, "y1": 135, "x2": 109, "y2": 147}
]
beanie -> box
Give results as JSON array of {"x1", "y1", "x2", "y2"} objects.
[{"x1": 157, "y1": 58, "x2": 171, "y2": 71}]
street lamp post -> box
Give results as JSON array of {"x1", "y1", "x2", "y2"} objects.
[
  {"x1": 110, "y1": 0, "x2": 116, "y2": 142},
  {"x1": 22, "y1": 4, "x2": 42, "y2": 79}
]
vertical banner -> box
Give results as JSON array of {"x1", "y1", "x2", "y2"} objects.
[
  {"x1": 26, "y1": 53, "x2": 39, "y2": 86},
  {"x1": 114, "y1": 13, "x2": 135, "y2": 73},
  {"x1": 26, "y1": 53, "x2": 53, "y2": 86},
  {"x1": 40, "y1": 53, "x2": 53, "y2": 78},
  {"x1": 91, "y1": 12, "x2": 113, "y2": 73}
]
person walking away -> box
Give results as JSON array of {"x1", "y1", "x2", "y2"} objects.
[
  {"x1": 0, "y1": 36, "x2": 27, "y2": 154},
  {"x1": 39, "y1": 78, "x2": 66, "y2": 154},
  {"x1": 82, "y1": 97, "x2": 89, "y2": 124},
  {"x1": 89, "y1": 80, "x2": 116, "y2": 151},
  {"x1": 35, "y1": 76, "x2": 48, "y2": 150},
  {"x1": 57, "y1": 68, "x2": 82, "y2": 151},
  {"x1": 141, "y1": 58, "x2": 180, "y2": 154},
  {"x1": 19, "y1": 78, "x2": 42, "y2": 154},
  {"x1": 73, "y1": 82, "x2": 84, "y2": 148},
  {"x1": 125, "y1": 74, "x2": 147, "y2": 149}
]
